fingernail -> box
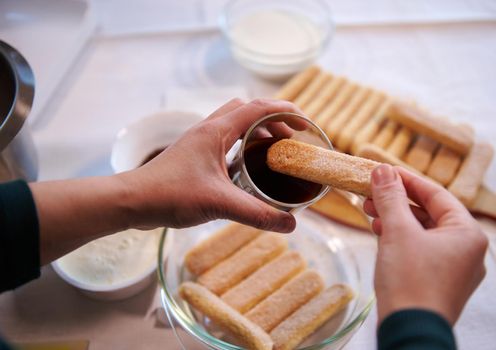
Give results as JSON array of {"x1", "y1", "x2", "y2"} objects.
[
  {"x1": 276, "y1": 215, "x2": 295, "y2": 233},
  {"x1": 372, "y1": 164, "x2": 396, "y2": 186}
]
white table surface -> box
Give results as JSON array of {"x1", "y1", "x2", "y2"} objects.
[{"x1": 1, "y1": 1, "x2": 496, "y2": 349}]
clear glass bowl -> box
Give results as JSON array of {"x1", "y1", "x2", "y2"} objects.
[
  {"x1": 158, "y1": 211, "x2": 375, "y2": 349},
  {"x1": 220, "y1": 0, "x2": 334, "y2": 81}
]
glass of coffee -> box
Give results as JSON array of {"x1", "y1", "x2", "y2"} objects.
[{"x1": 228, "y1": 112, "x2": 332, "y2": 212}]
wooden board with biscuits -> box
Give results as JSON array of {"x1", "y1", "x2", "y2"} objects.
[{"x1": 274, "y1": 66, "x2": 495, "y2": 227}]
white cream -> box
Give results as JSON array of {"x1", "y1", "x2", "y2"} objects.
[
  {"x1": 57, "y1": 228, "x2": 162, "y2": 288},
  {"x1": 228, "y1": 10, "x2": 324, "y2": 80},
  {"x1": 230, "y1": 10, "x2": 323, "y2": 57}
]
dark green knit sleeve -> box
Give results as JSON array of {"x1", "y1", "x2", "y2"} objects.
[
  {"x1": 0, "y1": 180, "x2": 40, "y2": 292},
  {"x1": 378, "y1": 309, "x2": 456, "y2": 350}
]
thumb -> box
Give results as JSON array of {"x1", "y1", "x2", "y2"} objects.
[
  {"x1": 371, "y1": 164, "x2": 420, "y2": 234},
  {"x1": 219, "y1": 186, "x2": 296, "y2": 233}
]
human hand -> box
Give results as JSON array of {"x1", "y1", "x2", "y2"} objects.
[
  {"x1": 119, "y1": 98, "x2": 303, "y2": 233},
  {"x1": 363, "y1": 164, "x2": 488, "y2": 325}
]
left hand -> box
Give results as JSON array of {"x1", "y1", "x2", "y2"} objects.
[{"x1": 119, "y1": 98, "x2": 302, "y2": 233}]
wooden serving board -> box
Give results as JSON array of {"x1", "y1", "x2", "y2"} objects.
[{"x1": 274, "y1": 65, "x2": 495, "y2": 223}]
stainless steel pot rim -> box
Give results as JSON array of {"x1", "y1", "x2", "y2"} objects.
[{"x1": 0, "y1": 40, "x2": 35, "y2": 152}]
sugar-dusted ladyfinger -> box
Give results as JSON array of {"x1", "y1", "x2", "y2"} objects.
[
  {"x1": 184, "y1": 223, "x2": 262, "y2": 275},
  {"x1": 293, "y1": 72, "x2": 332, "y2": 109},
  {"x1": 179, "y1": 282, "x2": 273, "y2": 350},
  {"x1": 267, "y1": 139, "x2": 380, "y2": 197},
  {"x1": 314, "y1": 82, "x2": 357, "y2": 127},
  {"x1": 372, "y1": 119, "x2": 398, "y2": 149},
  {"x1": 357, "y1": 143, "x2": 433, "y2": 181},
  {"x1": 388, "y1": 102, "x2": 474, "y2": 155},
  {"x1": 336, "y1": 90, "x2": 386, "y2": 152},
  {"x1": 448, "y1": 142, "x2": 494, "y2": 206},
  {"x1": 274, "y1": 66, "x2": 320, "y2": 101},
  {"x1": 326, "y1": 86, "x2": 371, "y2": 141},
  {"x1": 245, "y1": 270, "x2": 325, "y2": 332},
  {"x1": 405, "y1": 135, "x2": 438, "y2": 173},
  {"x1": 386, "y1": 126, "x2": 414, "y2": 159},
  {"x1": 197, "y1": 233, "x2": 287, "y2": 295},
  {"x1": 270, "y1": 284, "x2": 354, "y2": 350},
  {"x1": 351, "y1": 100, "x2": 392, "y2": 155},
  {"x1": 426, "y1": 146, "x2": 462, "y2": 186},
  {"x1": 304, "y1": 77, "x2": 346, "y2": 117},
  {"x1": 221, "y1": 251, "x2": 305, "y2": 313}
]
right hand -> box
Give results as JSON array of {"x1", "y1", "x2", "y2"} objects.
[{"x1": 363, "y1": 164, "x2": 488, "y2": 325}]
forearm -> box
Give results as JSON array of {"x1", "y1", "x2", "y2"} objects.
[{"x1": 30, "y1": 175, "x2": 136, "y2": 264}]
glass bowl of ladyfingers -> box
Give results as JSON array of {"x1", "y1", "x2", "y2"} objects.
[{"x1": 158, "y1": 211, "x2": 375, "y2": 350}]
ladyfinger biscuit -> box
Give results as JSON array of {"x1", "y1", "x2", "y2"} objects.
[
  {"x1": 185, "y1": 223, "x2": 262, "y2": 275},
  {"x1": 314, "y1": 82, "x2": 357, "y2": 127},
  {"x1": 245, "y1": 270, "x2": 324, "y2": 332},
  {"x1": 197, "y1": 233, "x2": 287, "y2": 295},
  {"x1": 274, "y1": 66, "x2": 320, "y2": 101},
  {"x1": 270, "y1": 284, "x2": 354, "y2": 350},
  {"x1": 405, "y1": 135, "x2": 438, "y2": 173},
  {"x1": 388, "y1": 102, "x2": 474, "y2": 155},
  {"x1": 294, "y1": 72, "x2": 332, "y2": 109},
  {"x1": 179, "y1": 282, "x2": 273, "y2": 350},
  {"x1": 448, "y1": 142, "x2": 494, "y2": 206},
  {"x1": 373, "y1": 119, "x2": 398, "y2": 149},
  {"x1": 267, "y1": 139, "x2": 379, "y2": 197},
  {"x1": 221, "y1": 251, "x2": 305, "y2": 313},
  {"x1": 357, "y1": 143, "x2": 440, "y2": 185},
  {"x1": 267, "y1": 139, "x2": 380, "y2": 197},
  {"x1": 426, "y1": 146, "x2": 462, "y2": 186},
  {"x1": 386, "y1": 126, "x2": 414, "y2": 158},
  {"x1": 304, "y1": 77, "x2": 346, "y2": 117},
  {"x1": 326, "y1": 86, "x2": 371, "y2": 141},
  {"x1": 351, "y1": 100, "x2": 392, "y2": 155},
  {"x1": 336, "y1": 90, "x2": 386, "y2": 152}
]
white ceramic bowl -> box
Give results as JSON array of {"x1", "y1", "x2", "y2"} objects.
[
  {"x1": 111, "y1": 110, "x2": 203, "y2": 173},
  {"x1": 52, "y1": 110, "x2": 203, "y2": 301},
  {"x1": 52, "y1": 227, "x2": 169, "y2": 301},
  {"x1": 52, "y1": 252, "x2": 158, "y2": 301}
]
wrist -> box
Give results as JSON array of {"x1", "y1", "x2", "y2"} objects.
[
  {"x1": 378, "y1": 294, "x2": 456, "y2": 326},
  {"x1": 112, "y1": 171, "x2": 144, "y2": 230},
  {"x1": 114, "y1": 169, "x2": 176, "y2": 230}
]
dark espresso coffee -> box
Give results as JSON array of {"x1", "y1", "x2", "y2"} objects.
[{"x1": 244, "y1": 138, "x2": 322, "y2": 204}]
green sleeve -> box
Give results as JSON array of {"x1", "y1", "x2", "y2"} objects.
[
  {"x1": 0, "y1": 180, "x2": 40, "y2": 292},
  {"x1": 378, "y1": 309, "x2": 456, "y2": 350}
]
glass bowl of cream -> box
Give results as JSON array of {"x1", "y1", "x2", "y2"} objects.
[
  {"x1": 220, "y1": 0, "x2": 333, "y2": 81},
  {"x1": 52, "y1": 227, "x2": 166, "y2": 301}
]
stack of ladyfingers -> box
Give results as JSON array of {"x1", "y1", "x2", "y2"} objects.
[
  {"x1": 275, "y1": 66, "x2": 495, "y2": 220},
  {"x1": 180, "y1": 223, "x2": 354, "y2": 350}
]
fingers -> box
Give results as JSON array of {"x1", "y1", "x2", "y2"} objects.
[
  {"x1": 410, "y1": 205, "x2": 436, "y2": 229},
  {"x1": 218, "y1": 185, "x2": 296, "y2": 233},
  {"x1": 266, "y1": 122, "x2": 295, "y2": 139},
  {"x1": 219, "y1": 99, "x2": 303, "y2": 148},
  {"x1": 395, "y1": 166, "x2": 471, "y2": 225},
  {"x1": 371, "y1": 218, "x2": 382, "y2": 235},
  {"x1": 206, "y1": 98, "x2": 246, "y2": 120},
  {"x1": 364, "y1": 198, "x2": 436, "y2": 229},
  {"x1": 371, "y1": 164, "x2": 422, "y2": 235}
]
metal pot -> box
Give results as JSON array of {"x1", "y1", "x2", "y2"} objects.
[{"x1": 0, "y1": 40, "x2": 37, "y2": 182}]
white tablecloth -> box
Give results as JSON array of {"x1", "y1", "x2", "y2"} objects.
[{"x1": 1, "y1": 1, "x2": 495, "y2": 349}]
